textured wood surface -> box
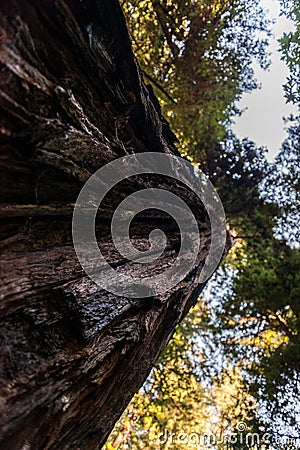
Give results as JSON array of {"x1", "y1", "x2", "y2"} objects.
[{"x1": 0, "y1": 1, "x2": 214, "y2": 448}]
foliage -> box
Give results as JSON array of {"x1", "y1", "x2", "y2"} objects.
[
  {"x1": 263, "y1": 115, "x2": 300, "y2": 247},
  {"x1": 279, "y1": 0, "x2": 300, "y2": 104},
  {"x1": 105, "y1": 131, "x2": 300, "y2": 444},
  {"x1": 207, "y1": 129, "x2": 300, "y2": 438},
  {"x1": 121, "y1": 0, "x2": 270, "y2": 163},
  {"x1": 210, "y1": 241, "x2": 300, "y2": 439},
  {"x1": 104, "y1": 303, "x2": 259, "y2": 450}
]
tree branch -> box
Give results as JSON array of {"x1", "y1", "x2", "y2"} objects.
[{"x1": 143, "y1": 71, "x2": 177, "y2": 104}]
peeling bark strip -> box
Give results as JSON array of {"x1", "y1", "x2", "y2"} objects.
[{"x1": 0, "y1": 1, "x2": 217, "y2": 449}]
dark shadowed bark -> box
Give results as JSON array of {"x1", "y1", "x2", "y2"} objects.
[{"x1": 0, "y1": 1, "x2": 223, "y2": 448}]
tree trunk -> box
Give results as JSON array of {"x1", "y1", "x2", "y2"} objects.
[{"x1": 0, "y1": 1, "x2": 218, "y2": 448}]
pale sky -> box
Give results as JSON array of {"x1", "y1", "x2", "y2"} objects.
[{"x1": 231, "y1": 0, "x2": 297, "y2": 161}]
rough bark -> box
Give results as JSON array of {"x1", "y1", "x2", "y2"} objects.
[{"x1": 0, "y1": 1, "x2": 216, "y2": 448}]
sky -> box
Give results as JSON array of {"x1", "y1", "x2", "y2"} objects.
[{"x1": 231, "y1": 0, "x2": 297, "y2": 161}]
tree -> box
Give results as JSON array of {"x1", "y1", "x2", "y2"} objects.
[
  {"x1": 202, "y1": 130, "x2": 300, "y2": 441},
  {"x1": 264, "y1": 116, "x2": 300, "y2": 247},
  {"x1": 121, "y1": 0, "x2": 270, "y2": 164},
  {"x1": 0, "y1": 1, "x2": 219, "y2": 448}
]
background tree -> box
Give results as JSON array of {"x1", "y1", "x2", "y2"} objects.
[
  {"x1": 121, "y1": 0, "x2": 270, "y2": 164},
  {"x1": 0, "y1": 1, "x2": 216, "y2": 448}
]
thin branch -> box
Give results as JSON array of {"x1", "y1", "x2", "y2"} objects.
[
  {"x1": 143, "y1": 71, "x2": 177, "y2": 104},
  {"x1": 150, "y1": 0, "x2": 180, "y2": 59}
]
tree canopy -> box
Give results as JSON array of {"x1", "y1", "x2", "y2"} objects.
[{"x1": 121, "y1": 0, "x2": 270, "y2": 163}]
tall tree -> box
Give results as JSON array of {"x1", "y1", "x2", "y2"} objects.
[
  {"x1": 121, "y1": 0, "x2": 270, "y2": 164},
  {"x1": 0, "y1": 1, "x2": 219, "y2": 448}
]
